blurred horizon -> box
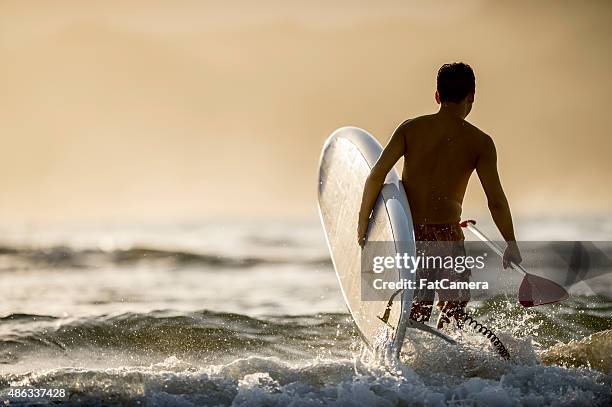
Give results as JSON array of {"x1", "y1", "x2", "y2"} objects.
[{"x1": 1, "y1": 0, "x2": 611, "y2": 224}]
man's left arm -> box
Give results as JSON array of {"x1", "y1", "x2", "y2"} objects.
[{"x1": 357, "y1": 126, "x2": 406, "y2": 247}]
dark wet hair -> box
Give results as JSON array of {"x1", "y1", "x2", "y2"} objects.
[{"x1": 436, "y1": 63, "x2": 475, "y2": 103}]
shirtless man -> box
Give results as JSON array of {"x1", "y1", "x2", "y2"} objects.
[{"x1": 357, "y1": 62, "x2": 522, "y2": 328}]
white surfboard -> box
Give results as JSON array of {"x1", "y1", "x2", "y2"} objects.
[{"x1": 317, "y1": 127, "x2": 417, "y2": 356}]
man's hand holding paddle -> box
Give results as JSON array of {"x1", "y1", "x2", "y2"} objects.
[{"x1": 503, "y1": 241, "x2": 522, "y2": 269}]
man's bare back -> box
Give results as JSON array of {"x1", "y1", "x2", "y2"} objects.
[{"x1": 399, "y1": 113, "x2": 487, "y2": 224}]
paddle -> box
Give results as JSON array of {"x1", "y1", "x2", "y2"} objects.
[{"x1": 460, "y1": 220, "x2": 570, "y2": 307}]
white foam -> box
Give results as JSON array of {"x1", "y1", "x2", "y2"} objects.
[{"x1": 5, "y1": 351, "x2": 609, "y2": 406}]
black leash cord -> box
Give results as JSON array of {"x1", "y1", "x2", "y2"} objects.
[{"x1": 454, "y1": 310, "x2": 511, "y2": 360}]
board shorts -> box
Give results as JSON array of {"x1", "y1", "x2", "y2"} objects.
[{"x1": 409, "y1": 223, "x2": 471, "y2": 328}]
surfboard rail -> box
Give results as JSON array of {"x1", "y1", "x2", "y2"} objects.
[{"x1": 317, "y1": 126, "x2": 416, "y2": 357}]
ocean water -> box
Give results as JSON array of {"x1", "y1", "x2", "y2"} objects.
[{"x1": 0, "y1": 218, "x2": 610, "y2": 406}]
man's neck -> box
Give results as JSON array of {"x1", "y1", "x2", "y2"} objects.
[{"x1": 437, "y1": 103, "x2": 468, "y2": 120}]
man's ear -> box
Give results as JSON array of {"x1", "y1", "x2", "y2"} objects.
[
  {"x1": 467, "y1": 92, "x2": 475, "y2": 103},
  {"x1": 435, "y1": 90, "x2": 441, "y2": 104}
]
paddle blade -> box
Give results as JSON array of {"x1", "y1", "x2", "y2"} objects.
[{"x1": 518, "y1": 273, "x2": 570, "y2": 307}]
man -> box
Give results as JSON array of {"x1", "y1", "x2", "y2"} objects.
[{"x1": 357, "y1": 62, "x2": 522, "y2": 328}]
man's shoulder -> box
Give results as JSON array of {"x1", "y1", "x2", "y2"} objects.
[
  {"x1": 461, "y1": 119, "x2": 485, "y2": 135},
  {"x1": 395, "y1": 114, "x2": 435, "y2": 132},
  {"x1": 462, "y1": 121, "x2": 495, "y2": 153}
]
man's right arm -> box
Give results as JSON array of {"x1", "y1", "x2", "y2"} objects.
[{"x1": 476, "y1": 134, "x2": 522, "y2": 268}]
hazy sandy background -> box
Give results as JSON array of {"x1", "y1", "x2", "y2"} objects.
[{"x1": 0, "y1": 0, "x2": 610, "y2": 224}]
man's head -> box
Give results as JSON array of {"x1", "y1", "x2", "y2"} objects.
[{"x1": 435, "y1": 62, "x2": 475, "y2": 115}]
